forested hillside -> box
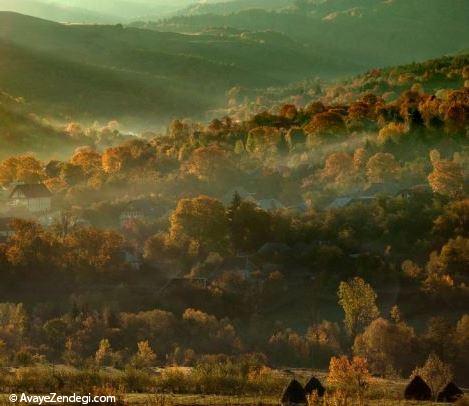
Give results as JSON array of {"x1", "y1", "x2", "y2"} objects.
[
  {"x1": 175, "y1": 0, "x2": 292, "y2": 16},
  {"x1": 143, "y1": 0, "x2": 469, "y2": 68},
  {"x1": 0, "y1": 55, "x2": 467, "y2": 396},
  {"x1": 0, "y1": 3, "x2": 468, "y2": 403},
  {"x1": 0, "y1": 12, "x2": 353, "y2": 126}
]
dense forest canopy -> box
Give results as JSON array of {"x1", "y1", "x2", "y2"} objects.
[
  {"x1": 0, "y1": 1, "x2": 468, "y2": 403},
  {"x1": 0, "y1": 53, "x2": 467, "y2": 390}
]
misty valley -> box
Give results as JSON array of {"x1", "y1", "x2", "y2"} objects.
[{"x1": 0, "y1": 0, "x2": 468, "y2": 405}]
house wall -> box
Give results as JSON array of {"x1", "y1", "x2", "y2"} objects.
[
  {"x1": 10, "y1": 196, "x2": 51, "y2": 213},
  {"x1": 28, "y1": 197, "x2": 51, "y2": 213}
]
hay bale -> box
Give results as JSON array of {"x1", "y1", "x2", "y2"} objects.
[
  {"x1": 438, "y1": 382, "x2": 463, "y2": 403},
  {"x1": 404, "y1": 375, "x2": 432, "y2": 401},
  {"x1": 304, "y1": 376, "x2": 325, "y2": 397},
  {"x1": 281, "y1": 379, "x2": 308, "y2": 405}
]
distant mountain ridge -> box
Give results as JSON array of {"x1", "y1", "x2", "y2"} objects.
[
  {"x1": 175, "y1": 0, "x2": 292, "y2": 16},
  {"x1": 146, "y1": 0, "x2": 469, "y2": 68}
]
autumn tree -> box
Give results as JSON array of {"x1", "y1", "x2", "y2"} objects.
[
  {"x1": 432, "y1": 199, "x2": 469, "y2": 239},
  {"x1": 43, "y1": 318, "x2": 68, "y2": 357},
  {"x1": 6, "y1": 220, "x2": 60, "y2": 273},
  {"x1": 304, "y1": 111, "x2": 346, "y2": 141},
  {"x1": 279, "y1": 104, "x2": 298, "y2": 120},
  {"x1": 338, "y1": 277, "x2": 380, "y2": 337},
  {"x1": 95, "y1": 339, "x2": 115, "y2": 367},
  {"x1": 423, "y1": 237, "x2": 468, "y2": 294},
  {"x1": 268, "y1": 329, "x2": 310, "y2": 366},
  {"x1": 169, "y1": 119, "x2": 189, "y2": 139},
  {"x1": 59, "y1": 163, "x2": 84, "y2": 186},
  {"x1": 353, "y1": 317, "x2": 416, "y2": 376},
  {"x1": 366, "y1": 152, "x2": 400, "y2": 183},
  {"x1": 169, "y1": 196, "x2": 229, "y2": 253},
  {"x1": 347, "y1": 101, "x2": 375, "y2": 130},
  {"x1": 101, "y1": 146, "x2": 131, "y2": 174},
  {"x1": 130, "y1": 340, "x2": 157, "y2": 368},
  {"x1": 327, "y1": 356, "x2": 371, "y2": 402},
  {"x1": 63, "y1": 227, "x2": 125, "y2": 274},
  {"x1": 70, "y1": 147, "x2": 102, "y2": 175},
  {"x1": 321, "y1": 152, "x2": 354, "y2": 184},
  {"x1": 0, "y1": 155, "x2": 44, "y2": 186},
  {"x1": 245, "y1": 127, "x2": 282, "y2": 155},
  {"x1": 454, "y1": 315, "x2": 469, "y2": 378},
  {"x1": 428, "y1": 150, "x2": 464, "y2": 198},
  {"x1": 304, "y1": 101, "x2": 326, "y2": 116},
  {"x1": 143, "y1": 233, "x2": 175, "y2": 263},
  {"x1": 421, "y1": 317, "x2": 456, "y2": 361},
  {"x1": 0, "y1": 303, "x2": 28, "y2": 351},
  {"x1": 377, "y1": 122, "x2": 406, "y2": 145},
  {"x1": 353, "y1": 147, "x2": 368, "y2": 171},
  {"x1": 185, "y1": 146, "x2": 234, "y2": 182}
]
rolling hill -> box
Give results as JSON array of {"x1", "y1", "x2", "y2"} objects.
[
  {"x1": 175, "y1": 0, "x2": 293, "y2": 16},
  {"x1": 0, "y1": 12, "x2": 357, "y2": 126},
  {"x1": 146, "y1": 0, "x2": 469, "y2": 69},
  {"x1": 0, "y1": 90, "x2": 76, "y2": 159}
]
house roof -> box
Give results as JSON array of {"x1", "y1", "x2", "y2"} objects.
[
  {"x1": 363, "y1": 182, "x2": 400, "y2": 196},
  {"x1": 287, "y1": 202, "x2": 309, "y2": 213},
  {"x1": 327, "y1": 197, "x2": 353, "y2": 209},
  {"x1": 257, "y1": 198, "x2": 285, "y2": 211},
  {"x1": 258, "y1": 242, "x2": 291, "y2": 256},
  {"x1": 9, "y1": 183, "x2": 52, "y2": 199},
  {"x1": 397, "y1": 184, "x2": 432, "y2": 195},
  {"x1": 219, "y1": 256, "x2": 258, "y2": 273}
]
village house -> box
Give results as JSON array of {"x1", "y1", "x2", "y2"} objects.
[
  {"x1": 257, "y1": 198, "x2": 285, "y2": 211},
  {"x1": 119, "y1": 199, "x2": 157, "y2": 228},
  {"x1": 8, "y1": 183, "x2": 52, "y2": 213},
  {"x1": 0, "y1": 217, "x2": 14, "y2": 242}
]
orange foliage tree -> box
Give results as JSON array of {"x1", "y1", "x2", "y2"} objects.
[{"x1": 327, "y1": 355, "x2": 371, "y2": 402}]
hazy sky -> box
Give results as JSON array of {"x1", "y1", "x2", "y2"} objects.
[{"x1": 0, "y1": 0, "x2": 200, "y2": 21}]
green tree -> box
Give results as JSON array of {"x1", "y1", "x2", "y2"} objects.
[{"x1": 338, "y1": 277, "x2": 380, "y2": 337}]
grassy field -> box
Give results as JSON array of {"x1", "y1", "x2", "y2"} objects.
[
  {"x1": 0, "y1": 368, "x2": 465, "y2": 405},
  {"x1": 124, "y1": 393, "x2": 448, "y2": 405},
  {"x1": 0, "y1": 392, "x2": 458, "y2": 405}
]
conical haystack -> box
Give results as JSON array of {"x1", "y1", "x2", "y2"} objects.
[
  {"x1": 281, "y1": 379, "x2": 307, "y2": 405},
  {"x1": 437, "y1": 382, "x2": 463, "y2": 403},
  {"x1": 404, "y1": 375, "x2": 432, "y2": 401},
  {"x1": 304, "y1": 376, "x2": 325, "y2": 397}
]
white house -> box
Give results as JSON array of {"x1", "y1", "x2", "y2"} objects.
[{"x1": 9, "y1": 183, "x2": 52, "y2": 213}]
